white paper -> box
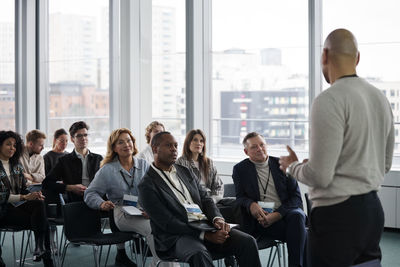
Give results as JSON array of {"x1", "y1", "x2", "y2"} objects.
[{"x1": 122, "y1": 205, "x2": 142, "y2": 216}]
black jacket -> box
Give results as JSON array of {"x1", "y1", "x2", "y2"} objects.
[
  {"x1": 138, "y1": 164, "x2": 222, "y2": 252},
  {"x1": 232, "y1": 156, "x2": 303, "y2": 234},
  {"x1": 42, "y1": 150, "x2": 102, "y2": 202}
]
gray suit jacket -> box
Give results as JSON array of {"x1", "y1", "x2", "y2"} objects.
[{"x1": 138, "y1": 164, "x2": 222, "y2": 252}]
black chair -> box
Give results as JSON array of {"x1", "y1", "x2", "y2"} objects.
[
  {"x1": 256, "y1": 235, "x2": 285, "y2": 267},
  {"x1": 60, "y1": 201, "x2": 135, "y2": 267},
  {"x1": 223, "y1": 183, "x2": 236, "y2": 197},
  {"x1": 105, "y1": 209, "x2": 149, "y2": 267},
  {"x1": 0, "y1": 226, "x2": 32, "y2": 267},
  {"x1": 217, "y1": 184, "x2": 241, "y2": 224}
]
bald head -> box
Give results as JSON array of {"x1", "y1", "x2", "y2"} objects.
[
  {"x1": 324, "y1": 29, "x2": 358, "y2": 59},
  {"x1": 322, "y1": 29, "x2": 360, "y2": 84}
]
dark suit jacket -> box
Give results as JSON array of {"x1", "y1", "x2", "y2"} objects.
[
  {"x1": 138, "y1": 164, "x2": 222, "y2": 252},
  {"x1": 42, "y1": 149, "x2": 103, "y2": 202},
  {"x1": 232, "y1": 156, "x2": 303, "y2": 234}
]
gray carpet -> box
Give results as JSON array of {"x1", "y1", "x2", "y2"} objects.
[{"x1": 1, "y1": 228, "x2": 399, "y2": 266}]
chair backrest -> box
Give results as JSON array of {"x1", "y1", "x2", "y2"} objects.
[
  {"x1": 224, "y1": 183, "x2": 236, "y2": 197},
  {"x1": 62, "y1": 201, "x2": 101, "y2": 240}
]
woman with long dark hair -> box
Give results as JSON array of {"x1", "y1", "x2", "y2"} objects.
[
  {"x1": 176, "y1": 129, "x2": 224, "y2": 203},
  {"x1": 0, "y1": 131, "x2": 54, "y2": 266},
  {"x1": 44, "y1": 128, "x2": 68, "y2": 175}
]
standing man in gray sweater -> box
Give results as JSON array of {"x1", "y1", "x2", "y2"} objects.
[{"x1": 279, "y1": 28, "x2": 394, "y2": 267}]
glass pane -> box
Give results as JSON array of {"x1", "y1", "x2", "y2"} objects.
[
  {"x1": 48, "y1": 0, "x2": 109, "y2": 153},
  {"x1": 0, "y1": 0, "x2": 15, "y2": 131},
  {"x1": 323, "y1": 0, "x2": 400, "y2": 167},
  {"x1": 152, "y1": 0, "x2": 186, "y2": 145},
  {"x1": 212, "y1": 0, "x2": 309, "y2": 160}
]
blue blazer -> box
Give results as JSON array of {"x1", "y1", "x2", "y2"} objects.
[{"x1": 232, "y1": 156, "x2": 303, "y2": 234}]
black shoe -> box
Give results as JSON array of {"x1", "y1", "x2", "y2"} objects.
[
  {"x1": 115, "y1": 249, "x2": 137, "y2": 267},
  {"x1": 33, "y1": 249, "x2": 46, "y2": 262},
  {"x1": 42, "y1": 251, "x2": 55, "y2": 267}
]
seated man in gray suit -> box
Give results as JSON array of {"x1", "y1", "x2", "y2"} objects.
[{"x1": 138, "y1": 132, "x2": 261, "y2": 267}]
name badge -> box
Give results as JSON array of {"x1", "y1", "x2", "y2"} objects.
[
  {"x1": 258, "y1": 201, "x2": 274, "y2": 213},
  {"x1": 123, "y1": 194, "x2": 138, "y2": 207},
  {"x1": 183, "y1": 203, "x2": 202, "y2": 214}
]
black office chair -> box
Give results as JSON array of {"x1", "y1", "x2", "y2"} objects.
[
  {"x1": 60, "y1": 201, "x2": 135, "y2": 267},
  {"x1": 217, "y1": 184, "x2": 241, "y2": 224},
  {"x1": 256, "y1": 235, "x2": 285, "y2": 267},
  {"x1": 104, "y1": 209, "x2": 149, "y2": 267},
  {"x1": 0, "y1": 226, "x2": 32, "y2": 267}
]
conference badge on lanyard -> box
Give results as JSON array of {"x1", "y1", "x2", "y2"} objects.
[
  {"x1": 183, "y1": 203, "x2": 202, "y2": 214},
  {"x1": 258, "y1": 201, "x2": 274, "y2": 213},
  {"x1": 123, "y1": 194, "x2": 138, "y2": 207}
]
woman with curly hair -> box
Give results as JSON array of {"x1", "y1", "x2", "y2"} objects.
[{"x1": 0, "y1": 131, "x2": 54, "y2": 266}]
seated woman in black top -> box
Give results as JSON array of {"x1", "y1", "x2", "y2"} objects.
[
  {"x1": 44, "y1": 128, "x2": 68, "y2": 175},
  {"x1": 0, "y1": 131, "x2": 54, "y2": 267}
]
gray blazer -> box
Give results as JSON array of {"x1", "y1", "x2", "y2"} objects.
[{"x1": 138, "y1": 164, "x2": 222, "y2": 252}]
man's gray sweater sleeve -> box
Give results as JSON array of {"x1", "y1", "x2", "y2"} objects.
[{"x1": 291, "y1": 94, "x2": 343, "y2": 188}]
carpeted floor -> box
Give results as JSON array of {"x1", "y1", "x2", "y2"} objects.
[{"x1": 1, "y1": 228, "x2": 399, "y2": 266}]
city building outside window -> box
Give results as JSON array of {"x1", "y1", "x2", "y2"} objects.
[
  {"x1": 152, "y1": 0, "x2": 186, "y2": 145},
  {"x1": 0, "y1": 0, "x2": 15, "y2": 131},
  {"x1": 48, "y1": 0, "x2": 109, "y2": 153},
  {"x1": 211, "y1": 0, "x2": 309, "y2": 160}
]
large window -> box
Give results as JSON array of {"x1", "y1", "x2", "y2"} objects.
[
  {"x1": 0, "y1": 0, "x2": 15, "y2": 131},
  {"x1": 323, "y1": 0, "x2": 400, "y2": 167},
  {"x1": 212, "y1": 0, "x2": 309, "y2": 159},
  {"x1": 152, "y1": 0, "x2": 186, "y2": 144},
  {"x1": 48, "y1": 0, "x2": 109, "y2": 152}
]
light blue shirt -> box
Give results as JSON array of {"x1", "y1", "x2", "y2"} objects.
[{"x1": 84, "y1": 156, "x2": 150, "y2": 210}]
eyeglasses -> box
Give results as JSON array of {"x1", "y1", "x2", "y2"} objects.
[{"x1": 74, "y1": 134, "x2": 89, "y2": 139}]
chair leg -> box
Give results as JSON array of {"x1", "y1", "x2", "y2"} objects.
[
  {"x1": 277, "y1": 243, "x2": 282, "y2": 267},
  {"x1": 61, "y1": 242, "x2": 70, "y2": 267},
  {"x1": 104, "y1": 245, "x2": 112, "y2": 267},
  {"x1": 266, "y1": 245, "x2": 274, "y2": 267},
  {"x1": 21, "y1": 231, "x2": 32, "y2": 267},
  {"x1": 281, "y1": 242, "x2": 287, "y2": 267},
  {"x1": 93, "y1": 246, "x2": 101, "y2": 267},
  {"x1": 12, "y1": 232, "x2": 17, "y2": 267},
  {"x1": 0, "y1": 231, "x2": 5, "y2": 246}
]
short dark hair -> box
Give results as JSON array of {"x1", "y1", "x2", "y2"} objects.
[
  {"x1": 69, "y1": 121, "x2": 89, "y2": 137},
  {"x1": 0, "y1": 131, "x2": 24, "y2": 166},
  {"x1": 242, "y1": 132, "x2": 262, "y2": 146},
  {"x1": 151, "y1": 131, "x2": 171, "y2": 148}
]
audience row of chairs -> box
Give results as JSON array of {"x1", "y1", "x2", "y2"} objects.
[{"x1": 0, "y1": 183, "x2": 288, "y2": 267}]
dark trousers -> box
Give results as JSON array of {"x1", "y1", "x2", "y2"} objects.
[
  {"x1": 254, "y1": 208, "x2": 307, "y2": 267},
  {"x1": 170, "y1": 228, "x2": 261, "y2": 267},
  {"x1": 0, "y1": 200, "x2": 51, "y2": 251},
  {"x1": 309, "y1": 191, "x2": 384, "y2": 267}
]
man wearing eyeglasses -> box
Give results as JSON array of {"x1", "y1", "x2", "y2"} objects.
[{"x1": 42, "y1": 121, "x2": 103, "y2": 202}]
